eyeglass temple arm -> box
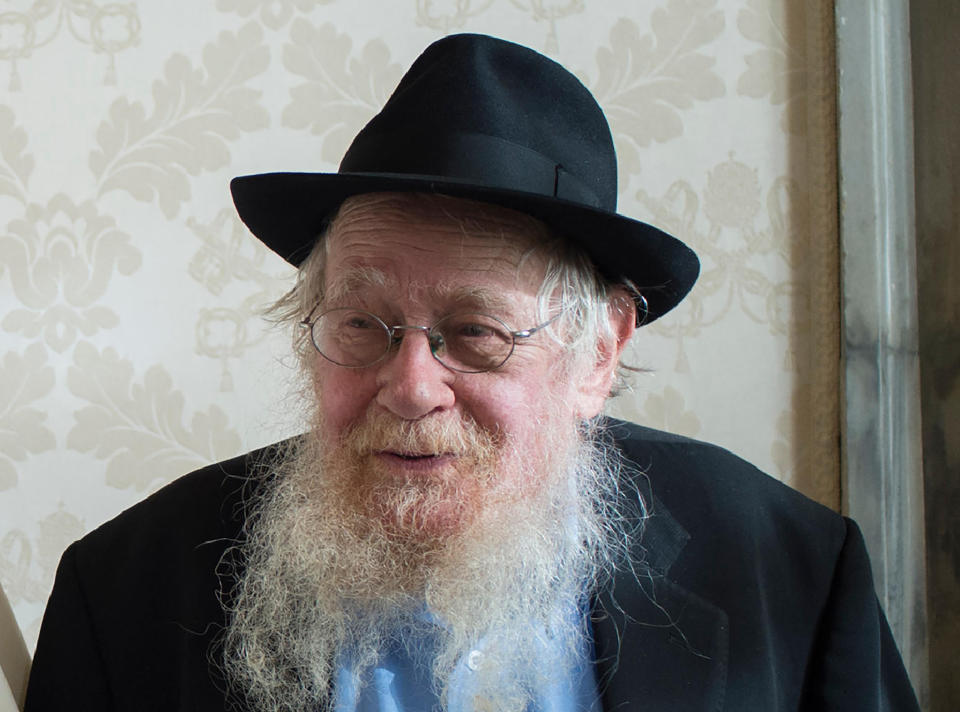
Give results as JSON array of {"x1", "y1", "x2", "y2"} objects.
[
  {"x1": 511, "y1": 312, "x2": 562, "y2": 339},
  {"x1": 300, "y1": 302, "x2": 323, "y2": 327},
  {"x1": 512, "y1": 291, "x2": 649, "y2": 338},
  {"x1": 633, "y1": 292, "x2": 649, "y2": 327}
]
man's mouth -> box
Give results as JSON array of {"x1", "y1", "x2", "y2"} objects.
[
  {"x1": 378, "y1": 450, "x2": 444, "y2": 459},
  {"x1": 374, "y1": 450, "x2": 457, "y2": 471}
]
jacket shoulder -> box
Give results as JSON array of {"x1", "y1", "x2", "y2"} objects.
[
  {"x1": 604, "y1": 417, "x2": 850, "y2": 608},
  {"x1": 79, "y1": 441, "x2": 286, "y2": 555},
  {"x1": 605, "y1": 418, "x2": 843, "y2": 536},
  {"x1": 29, "y1": 443, "x2": 289, "y2": 710},
  {"x1": 596, "y1": 423, "x2": 919, "y2": 711},
  {"x1": 64, "y1": 440, "x2": 291, "y2": 633}
]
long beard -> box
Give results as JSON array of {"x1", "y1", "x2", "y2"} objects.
[{"x1": 220, "y1": 409, "x2": 632, "y2": 712}]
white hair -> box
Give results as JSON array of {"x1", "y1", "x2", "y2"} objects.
[
  {"x1": 218, "y1": 408, "x2": 643, "y2": 711},
  {"x1": 267, "y1": 192, "x2": 639, "y2": 392}
]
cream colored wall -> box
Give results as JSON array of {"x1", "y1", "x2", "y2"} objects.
[{"x1": 0, "y1": 0, "x2": 838, "y2": 651}]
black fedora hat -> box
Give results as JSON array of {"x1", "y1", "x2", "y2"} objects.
[{"x1": 231, "y1": 33, "x2": 698, "y2": 323}]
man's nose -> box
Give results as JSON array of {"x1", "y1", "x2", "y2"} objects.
[{"x1": 375, "y1": 330, "x2": 455, "y2": 419}]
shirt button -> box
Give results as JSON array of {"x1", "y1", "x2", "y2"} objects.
[{"x1": 467, "y1": 650, "x2": 484, "y2": 671}]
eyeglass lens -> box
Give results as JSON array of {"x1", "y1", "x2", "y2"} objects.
[{"x1": 311, "y1": 308, "x2": 515, "y2": 372}]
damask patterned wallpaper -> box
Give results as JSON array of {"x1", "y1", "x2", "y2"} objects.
[{"x1": 0, "y1": 0, "x2": 838, "y2": 650}]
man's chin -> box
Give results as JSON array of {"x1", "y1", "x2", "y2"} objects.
[
  {"x1": 364, "y1": 488, "x2": 477, "y2": 542},
  {"x1": 351, "y1": 451, "x2": 486, "y2": 540}
]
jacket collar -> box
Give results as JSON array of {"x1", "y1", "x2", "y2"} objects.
[{"x1": 592, "y1": 491, "x2": 729, "y2": 711}]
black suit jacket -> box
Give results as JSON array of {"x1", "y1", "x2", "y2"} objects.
[{"x1": 25, "y1": 421, "x2": 920, "y2": 710}]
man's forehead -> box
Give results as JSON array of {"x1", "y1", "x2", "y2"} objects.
[
  {"x1": 326, "y1": 192, "x2": 551, "y2": 255},
  {"x1": 320, "y1": 193, "x2": 551, "y2": 300},
  {"x1": 324, "y1": 264, "x2": 525, "y2": 314}
]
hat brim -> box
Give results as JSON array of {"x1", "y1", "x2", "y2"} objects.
[{"x1": 230, "y1": 172, "x2": 699, "y2": 324}]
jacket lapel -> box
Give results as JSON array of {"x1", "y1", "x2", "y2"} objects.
[{"x1": 592, "y1": 495, "x2": 729, "y2": 711}]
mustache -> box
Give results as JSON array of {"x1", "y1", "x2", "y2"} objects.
[{"x1": 339, "y1": 410, "x2": 500, "y2": 459}]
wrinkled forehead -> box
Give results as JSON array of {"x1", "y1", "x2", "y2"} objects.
[
  {"x1": 321, "y1": 192, "x2": 554, "y2": 301},
  {"x1": 328, "y1": 192, "x2": 553, "y2": 253}
]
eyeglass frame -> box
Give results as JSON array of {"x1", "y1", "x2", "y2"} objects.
[{"x1": 299, "y1": 305, "x2": 562, "y2": 374}]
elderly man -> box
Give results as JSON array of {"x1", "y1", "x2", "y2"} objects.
[{"x1": 26, "y1": 34, "x2": 918, "y2": 711}]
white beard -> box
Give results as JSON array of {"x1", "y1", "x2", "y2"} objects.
[{"x1": 219, "y1": 409, "x2": 633, "y2": 712}]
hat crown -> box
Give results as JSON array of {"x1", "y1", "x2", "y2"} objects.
[
  {"x1": 230, "y1": 33, "x2": 700, "y2": 324},
  {"x1": 340, "y1": 34, "x2": 618, "y2": 212}
]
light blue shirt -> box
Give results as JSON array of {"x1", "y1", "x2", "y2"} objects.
[{"x1": 332, "y1": 606, "x2": 602, "y2": 712}]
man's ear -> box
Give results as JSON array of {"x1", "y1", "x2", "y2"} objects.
[{"x1": 573, "y1": 288, "x2": 637, "y2": 419}]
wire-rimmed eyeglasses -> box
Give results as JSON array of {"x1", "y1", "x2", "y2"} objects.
[{"x1": 300, "y1": 307, "x2": 559, "y2": 374}]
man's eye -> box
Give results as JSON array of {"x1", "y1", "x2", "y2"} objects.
[
  {"x1": 342, "y1": 314, "x2": 380, "y2": 330},
  {"x1": 441, "y1": 317, "x2": 511, "y2": 345},
  {"x1": 457, "y1": 322, "x2": 497, "y2": 338}
]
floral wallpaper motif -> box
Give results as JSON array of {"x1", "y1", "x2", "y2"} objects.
[
  {"x1": 636, "y1": 157, "x2": 804, "y2": 340},
  {"x1": 507, "y1": 0, "x2": 586, "y2": 53},
  {"x1": 0, "y1": 106, "x2": 33, "y2": 201},
  {"x1": 66, "y1": 342, "x2": 243, "y2": 492},
  {"x1": 217, "y1": 0, "x2": 335, "y2": 30},
  {"x1": 591, "y1": 10, "x2": 726, "y2": 176},
  {"x1": 416, "y1": 0, "x2": 498, "y2": 34},
  {"x1": 639, "y1": 385, "x2": 703, "y2": 437},
  {"x1": 0, "y1": 345, "x2": 55, "y2": 491},
  {"x1": 0, "y1": 0, "x2": 839, "y2": 651},
  {"x1": 736, "y1": 0, "x2": 808, "y2": 134},
  {"x1": 281, "y1": 21, "x2": 406, "y2": 164},
  {"x1": 187, "y1": 209, "x2": 292, "y2": 391},
  {"x1": 0, "y1": 1, "x2": 141, "y2": 89},
  {"x1": 90, "y1": 23, "x2": 271, "y2": 218},
  {"x1": 0, "y1": 506, "x2": 85, "y2": 645},
  {"x1": 2, "y1": 196, "x2": 141, "y2": 352}
]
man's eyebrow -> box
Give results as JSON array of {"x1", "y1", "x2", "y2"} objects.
[
  {"x1": 325, "y1": 271, "x2": 522, "y2": 316},
  {"x1": 430, "y1": 283, "x2": 516, "y2": 315},
  {"x1": 324, "y1": 267, "x2": 391, "y2": 303}
]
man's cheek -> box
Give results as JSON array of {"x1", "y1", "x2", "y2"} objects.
[{"x1": 315, "y1": 382, "x2": 369, "y2": 441}]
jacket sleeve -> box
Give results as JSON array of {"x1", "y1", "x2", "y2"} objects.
[
  {"x1": 24, "y1": 542, "x2": 114, "y2": 711},
  {"x1": 800, "y1": 519, "x2": 920, "y2": 711}
]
